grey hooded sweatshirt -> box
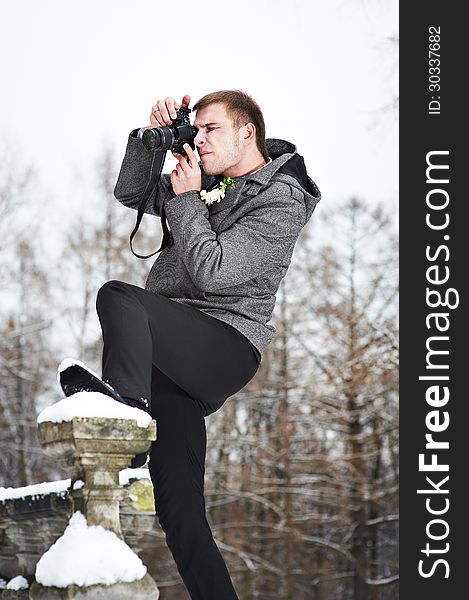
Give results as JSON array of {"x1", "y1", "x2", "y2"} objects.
[{"x1": 114, "y1": 132, "x2": 321, "y2": 359}]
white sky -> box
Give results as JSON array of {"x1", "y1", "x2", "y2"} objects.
[{"x1": 0, "y1": 0, "x2": 397, "y2": 218}]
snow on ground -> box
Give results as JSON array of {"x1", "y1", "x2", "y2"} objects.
[
  {"x1": 35, "y1": 511, "x2": 146, "y2": 587},
  {"x1": 37, "y1": 391, "x2": 152, "y2": 428},
  {"x1": 6, "y1": 575, "x2": 29, "y2": 590}
]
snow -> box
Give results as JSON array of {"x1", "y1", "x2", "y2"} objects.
[
  {"x1": 0, "y1": 478, "x2": 83, "y2": 502},
  {"x1": 119, "y1": 468, "x2": 151, "y2": 487},
  {"x1": 0, "y1": 471, "x2": 149, "y2": 503},
  {"x1": 0, "y1": 479, "x2": 71, "y2": 502},
  {"x1": 37, "y1": 391, "x2": 152, "y2": 428},
  {"x1": 35, "y1": 511, "x2": 146, "y2": 587},
  {"x1": 57, "y1": 357, "x2": 101, "y2": 382},
  {"x1": 6, "y1": 575, "x2": 29, "y2": 590}
]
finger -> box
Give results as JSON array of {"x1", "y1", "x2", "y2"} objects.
[
  {"x1": 173, "y1": 149, "x2": 187, "y2": 163},
  {"x1": 173, "y1": 94, "x2": 191, "y2": 113},
  {"x1": 176, "y1": 157, "x2": 190, "y2": 175},
  {"x1": 150, "y1": 113, "x2": 163, "y2": 127},
  {"x1": 165, "y1": 96, "x2": 178, "y2": 121},
  {"x1": 151, "y1": 104, "x2": 165, "y2": 127},
  {"x1": 172, "y1": 150, "x2": 190, "y2": 164},
  {"x1": 183, "y1": 143, "x2": 197, "y2": 166},
  {"x1": 172, "y1": 152, "x2": 186, "y2": 164},
  {"x1": 157, "y1": 99, "x2": 172, "y2": 125}
]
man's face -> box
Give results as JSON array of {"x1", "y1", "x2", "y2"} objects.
[{"x1": 193, "y1": 103, "x2": 245, "y2": 176}]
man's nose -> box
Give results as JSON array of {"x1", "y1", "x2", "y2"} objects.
[{"x1": 194, "y1": 130, "x2": 205, "y2": 146}]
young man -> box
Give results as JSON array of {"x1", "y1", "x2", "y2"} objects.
[{"x1": 67, "y1": 91, "x2": 320, "y2": 600}]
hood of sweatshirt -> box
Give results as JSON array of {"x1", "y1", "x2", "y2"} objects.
[
  {"x1": 251, "y1": 138, "x2": 321, "y2": 222},
  {"x1": 204, "y1": 139, "x2": 320, "y2": 220},
  {"x1": 199, "y1": 138, "x2": 320, "y2": 224}
]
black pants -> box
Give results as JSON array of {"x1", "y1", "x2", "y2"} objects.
[{"x1": 95, "y1": 280, "x2": 260, "y2": 600}]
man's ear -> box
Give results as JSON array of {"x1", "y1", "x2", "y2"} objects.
[{"x1": 244, "y1": 123, "x2": 256, "y2": 140}]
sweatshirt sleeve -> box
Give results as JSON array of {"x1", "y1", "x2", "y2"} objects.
[
  {"x1": 163, "y1": 186, "x2": 306, "y2": 292},
  {"x1": 113, "y1": 130, "x2": 176, "y2": 217}
]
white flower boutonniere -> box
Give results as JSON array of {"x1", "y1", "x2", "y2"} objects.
[{"x1": 200, "y1": 177, "x2": 235, "y2": 206}]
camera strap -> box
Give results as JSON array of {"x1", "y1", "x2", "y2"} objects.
[{"x1": 129, "y1": 151, "x2": 170, "y2": 259}]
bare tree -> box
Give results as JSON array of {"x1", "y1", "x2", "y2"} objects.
[
  {"x1": 0, "y1": 140, "x2": 63, "y2": 486},
  {"x1": 203, "y1": 198, "x2": 398, "y2": 600},
  {"x1": 58, "y1": 147, "x2": 159, "y2": 370},
  {"x1": 0, "y1": 240, "x2": 60, "y2": 487},
  {"x1": 292, "y1": 198, "x2": 398, "y2": 599}
]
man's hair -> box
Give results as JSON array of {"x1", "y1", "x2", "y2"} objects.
[{"x1": 193, "y1": 90, "x2": 269, "y2": 162}]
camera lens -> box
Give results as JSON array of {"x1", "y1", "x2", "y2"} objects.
[
  {"x1": 142, "y1": 127, "x2": 175, "y2": 151},
  {"x1": 142, "y1": 128, "x2": 160, "y2": 151}
]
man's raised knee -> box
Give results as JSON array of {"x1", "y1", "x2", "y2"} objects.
[{"x1": 96, "y1": 279, "x2": 128, "y2": 312}]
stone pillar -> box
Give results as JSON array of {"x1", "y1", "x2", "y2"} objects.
[{"x1": 29, "y1": 416, "x2": 159, "y2": 600}]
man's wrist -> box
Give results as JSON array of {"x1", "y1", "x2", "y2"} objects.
[
  {"x1": 167, "y1": 189, "x2": 201, "y2": 203},
  {"x1": 175, "y1": 188, "x2": 201, "y2": 197}
]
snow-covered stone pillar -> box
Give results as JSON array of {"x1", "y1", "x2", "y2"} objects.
[
  {"x1": 29, "y1": 394, "x2": 159, "y2": 599},
  {"x1": 37, "y1": 415, "x2": 155, "y2": 536}
]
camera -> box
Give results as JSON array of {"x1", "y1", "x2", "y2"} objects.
[{"x1": 141, "y1": 107, "x2": 198, "y2": 155}]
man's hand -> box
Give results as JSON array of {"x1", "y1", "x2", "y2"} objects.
[
  {"x1": 171, "y1": 144, "x2": 202, "y2": 196},
  {"x1": 150, "y1": 94, "x2": 191, "y2": 127}
]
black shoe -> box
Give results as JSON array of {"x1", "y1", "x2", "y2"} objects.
[
  {"x1": 58, "y1": 358, "x2": 150, "y2": 412},
  {"x1": 58, "y1": 358, "x2": 152, "y2": 468}
]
